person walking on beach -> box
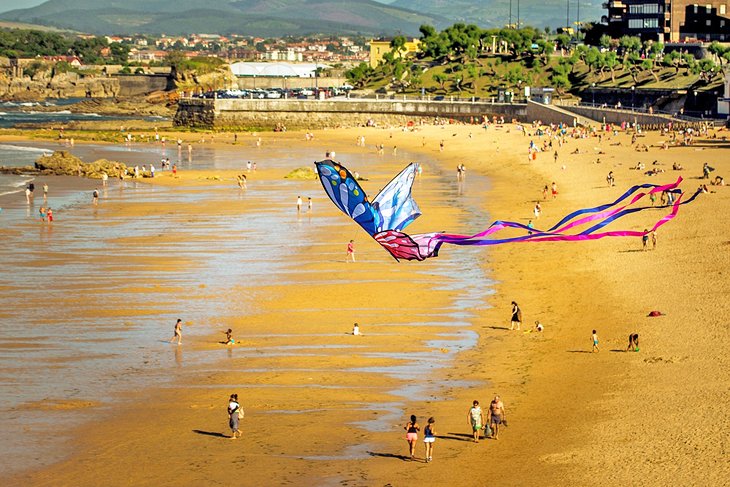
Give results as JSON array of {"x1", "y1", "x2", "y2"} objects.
[
  {"x1": 642, "y1": 229, "x2": 649, "y2": 250},
  {"x1": 43, "y1": 183, "x2": 48, "y2": 201},
  {"x1": 39, "y1": 206, "x2": 46, "y2": 222},
  {"x1": 296, "y1": 196, "x2": 302, "y2": 213},
  {"x1": 227, "y1": 394, "x2": 243, "y2": 439},
  {"x1": 592, "y1": 329, "x2": 599, "y2": 353},
  {"x1": 423, "y1": 417, "x2": 436, "y2": 462},
  {"x1": 488, "y1": 396, "x2": 506, "y2": 440},
  {"x1": 467, "y1": 400, "x2": 484, "y2": 443},
  {"x1": 102, "y1": 172, "x2": 108, "y2": 187},
  {"x1": 47, "y1": 207, "x2": 53, "y2": 222},
  {"x1": 346, "y1": 239, "x2": 355, "y2": 263},
  {"x1": 25, "y1": 186, "x2": 31, "y2": 204},
  {"x1": 170, "y1": 319, "x2": 182, "y2": 345},
  {"x1": 651, "y1": 230, "x2": 657, "y2": 250},
  {"x1": 307, "y1": 197, "x2": 312, "y2": 213},
  {"x1": 92, "y1": 189, "x2": 99, "y2": 205},
  {"x1": 404, "y1": 414, "x2": 420, "y2": 460},
  {"x1": 551, "y1": 182, "x2": 558, "y2": 199},
  {"x1": 626, "y1": 333, "x2": 640, "y2": 352},
  {"x1": 533, "y1": 202, "x2": 541, "y2": 219},
  {"x1": 510, "y1": 301, "x2": 522, "y2": 331}
]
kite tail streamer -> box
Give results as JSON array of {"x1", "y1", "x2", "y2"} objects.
[
  {"x1": 314, "y1": 159, "x2": 700, "y2": 262},
  {"x1": 385, "y1": 185, "x2": 700, "y2": 260}
]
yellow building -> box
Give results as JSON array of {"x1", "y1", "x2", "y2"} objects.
[{"x1": 368, "y1": 38, "x2": 421, "y2": 68}]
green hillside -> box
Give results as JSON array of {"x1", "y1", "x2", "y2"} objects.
[
  {"x1": 0, "y1": 0, "x2": 448, "y2": 35},
  {"x1": 391, "y1": 0, "x2": 605, "y2": 29}
]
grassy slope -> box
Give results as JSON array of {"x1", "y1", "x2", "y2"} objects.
[{"x1": 375, "y1": 54, "x2": 722, "y2": 98}]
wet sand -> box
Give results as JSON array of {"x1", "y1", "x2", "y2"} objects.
[{"x1": 2, "y1": 123, "x2": 729, "y2": 486}]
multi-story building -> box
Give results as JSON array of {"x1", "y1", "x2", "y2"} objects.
[
  {"x1": 368, "y1": 38, "x2": 420, "y2": 68},
  {"x1": 604, "y1": 0, "x2": 668, "y2": 40},
  {"x1": 604, "y1": 0, "x2": 730, "y2": 41},
  {"x1": 678, "y1": 3, "x2": 730, "y2": 41}
]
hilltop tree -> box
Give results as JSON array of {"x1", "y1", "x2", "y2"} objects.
[
  {"x1": 432, "y1": 72, "x2": 448, "y2": 90},
  {"x1": 345, "y1": 62, "x2": 374, "y2": 88}
]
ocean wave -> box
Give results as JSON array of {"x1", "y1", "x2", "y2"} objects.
[
  {"x1": 0, "y1": 112, "x2": 7, "y2": 116},
  {"x1": 0, "y1": 143, "x2": 51, "y2": 153},
  {"x1": 11, "y1": 178, "x2": 34, "y2": 188},
  {"x1": 0, "y1": 189, "x2": 24, "y2": 197}
]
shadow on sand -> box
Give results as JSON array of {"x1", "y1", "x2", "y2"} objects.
[
  {"x1": 193, "y1": 430, "x2": 229, "y2": 438},
  {"x1": 441, "y1": 433, "x2": 477, "y2": 442},
  {"x1": 367, "y1": 451, "x2": 414, "y2": 462}
]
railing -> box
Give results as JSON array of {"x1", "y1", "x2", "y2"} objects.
[
  {"x1": 556, "y1": 101, "x2": 722, "y2": 124},
  {"x1": 181, "y1": 94, "x2": 528, "y2": 105}
]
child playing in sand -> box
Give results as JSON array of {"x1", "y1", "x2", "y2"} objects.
[
  {"x1": 223, "y1": 329, "x2": 235, "y2": 345},
  {"x1": 423, "y1": 417, "x2": 436, "y2": 463},
  {"x1": 170, "y1": 319, "x2": 182, "y2": 345},
  {"x1": 592, "y1": 330, "x2": 599, "y2": 353},
  {"x1": 627, "y1": 333, "x2": 639, "y2": 352}
]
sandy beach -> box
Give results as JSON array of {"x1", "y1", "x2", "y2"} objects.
[{"x1": 1, "y1": 121, "x2": 728, "y2": 486}]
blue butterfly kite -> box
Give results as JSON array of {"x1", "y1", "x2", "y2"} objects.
[{"x1": 315, "y1": 159, "x2": 699, "y2": 262}]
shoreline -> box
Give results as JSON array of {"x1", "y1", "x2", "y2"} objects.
[{"x1": 2, "y1": 122, "x2": 729, "y2": 485}]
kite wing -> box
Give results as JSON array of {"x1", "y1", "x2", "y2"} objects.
[
  {"x1": 315, "y1": 159, "x2": 380, "y2": 236},
  {"x1": 371, "y1": 163, "x2": 421, "y2": 232}
]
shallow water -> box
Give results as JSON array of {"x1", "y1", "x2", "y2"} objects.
[{"x1": 0, "y1": 140, "x2": 495, "y2": 476}]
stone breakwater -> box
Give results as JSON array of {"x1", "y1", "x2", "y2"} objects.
[{"x1": 0, "y1": 151, "x2": 127, "y2": 179}]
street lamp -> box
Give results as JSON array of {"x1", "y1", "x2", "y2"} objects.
[
  {"x1": 591, "y1": 82, "x2": 596, "y2": 106},
  {"x1": 630, "y1": 85, "x2": 635, "y2": 110}
]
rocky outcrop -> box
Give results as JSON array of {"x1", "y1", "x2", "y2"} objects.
[
  {"x1": 0, "y1": 71, "x2": 120, "y2": 100},
  {"x1": 0, "y1": 151, "x2": 129, "y2": 178},
  {"x1": 34, "y1": 151, "x2": 128, "y2": 179},
  {"x1": 30, "y1": 95, "x2": 175, "y2": 117}
]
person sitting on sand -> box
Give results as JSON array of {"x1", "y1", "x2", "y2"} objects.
[
  {"x1": 352, "y1": 323, "x2": 360, "y2": 336},
  {"x1": 627, "y1": 333, "x2": 640, "y2": 352},
  {"x1": 712, "y1": 175, "x2": 724, "y2": 186},
  {"x1": 223, "y1": 329, "x2": 235, "y2": 345},
  {"x1": 672, "y1": 163, "x2": 683, "y2": 170},
  {"x1": 535, "y1": 321, "x2": 544, "y2": 332}
]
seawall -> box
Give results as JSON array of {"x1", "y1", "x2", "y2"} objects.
[{"x1": 174, "y1": 97, "x2": 528, "y2": 129}]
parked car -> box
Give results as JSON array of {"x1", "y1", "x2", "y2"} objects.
[{"x1": 265, "y1": 90, "x2": 282, "y2": 99}]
